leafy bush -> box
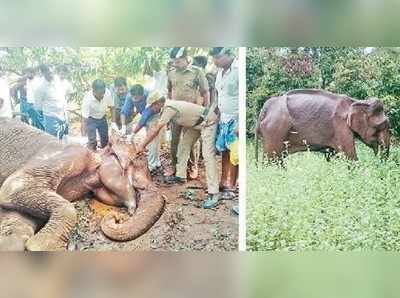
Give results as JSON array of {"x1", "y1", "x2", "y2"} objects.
[{"x1": 247, "y1": 144, "x2": 400, "y2": 251}]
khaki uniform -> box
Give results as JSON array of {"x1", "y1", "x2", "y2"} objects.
[
  {"x1": 168, "y1": 66, "x2": 209, "y2": 169},
  {"x1": 159, "y1": 100, "x2": 219, "y2": 194}
]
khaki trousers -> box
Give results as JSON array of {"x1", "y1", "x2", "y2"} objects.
[
  {"x1": 171, "y1": 123, "x2": 200, "y2": 169},
  {"x1": 176, "y1": 123, "x2": 219, "y2": 194}
]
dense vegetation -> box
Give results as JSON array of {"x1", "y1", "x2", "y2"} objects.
[
  {"x1": 0, "y1": 47, "x2": 171, "y2": 103},
  {"x1": 247, "y1": 47, "x2": 400, "y2": 251},
  {"x1": 247, "y1": 143, "x2": 400, "y2": 251},
  {"x1": 0, "y1": 47, "x2": 216, "y2": 104}
]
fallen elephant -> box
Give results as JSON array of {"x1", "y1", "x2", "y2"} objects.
[{"x1": 0, "y1": 119, "x2": 165, "y2": 251}]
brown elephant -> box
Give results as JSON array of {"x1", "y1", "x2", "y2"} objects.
[
  {"x1": 0, "y1": 119, "x2": 165, "y2": 251},
  {"x1": 256, "y1": 89, "x2": 390, "y2": 162}
]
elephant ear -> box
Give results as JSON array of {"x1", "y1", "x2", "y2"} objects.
[
  {"x1": 347, "y1": 98, "x2": 386, "y2": 139},
  {"x1": 365, "y1": 97, "x2": 389, "y2": 130},
  {"x1": 347, "y1": 101, "x2": 370, "y2": 140}
]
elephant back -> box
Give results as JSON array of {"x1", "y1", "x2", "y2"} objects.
[
  {"x1": 0, "y1": 119, "x2": 57, "y2": 186},
  {"x1": 285, "y1": 89, "x2": 341, "y2": 133}
]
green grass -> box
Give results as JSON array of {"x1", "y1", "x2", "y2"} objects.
[{"x1": 247, "y1": 141, "x2": 400, "y2": 251}]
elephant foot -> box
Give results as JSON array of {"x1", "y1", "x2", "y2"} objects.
[
  {"x1": 0, "y1": 235, "x2": 26, "y2": 251},
  {"x1": 0, "y1": 210, "x2": 38, "y2": 251},
  {"x1": 25, "y1": 233, "x2": 66, "y2": 251}
]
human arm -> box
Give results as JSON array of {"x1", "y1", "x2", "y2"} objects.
[
  {"x1": 81, "y1": 95, "x2": 90, "y2": 136},
  {"x1": 137, "y1": 107, "x2": 175, "y2": 153},
  {"x1": 136, "y1": 122, "x2": 165, "y2": 154},
  {"x1": 131, "y1": 108, "x2": 155, "y2": 135},
  {"x1": 167, "y1": 79, "x2": 172, "y2": 99},
  {"x1": 198, "y1": 71, "x2": 210, "y2": 106}
]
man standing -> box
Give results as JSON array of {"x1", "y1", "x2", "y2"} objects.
[
  {"x1": 111, "y1": 76, "x2": 128, "y2": 130},
  {"x1": 55, "y1": 65, "x2": 74, "y2": 142},
  {"x1": 81, "y1": 79, "x2": 115, "y2": 150},
  {"x1": 23, "y1": 67, "x2": 44, "y2": 129},
  {"x1": 0, "y1": 68, "x2": 12, "y2": 119},
  {"x1": 35, "y1": 64, "x2": 68, "y2": 140},
  {"x1": 120, "y1": 84, "x2": 162, "y2": 173},
  {"x1": 136, "y1": 97, "x2": 220, "y2": 209},
  {"x1": 167, "y1": 47, "x2": 210, "y2": 177},
  {"x1": 210, "y1": 47, "x2": 239, "y2": 204}
]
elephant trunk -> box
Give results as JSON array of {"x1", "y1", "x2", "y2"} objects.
[
  {"x1": 378, "y1": 130, "x2": 390, "y2": 160},
  {"x1": 100, "y1": 188, "x2": 165, "y2": 241}
]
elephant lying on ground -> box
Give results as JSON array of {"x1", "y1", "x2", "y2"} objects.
[
  {"x1": 0, "y1": 119, "x2": 165, "y2": 251},
  {"x1": 256, "y1": 89, "x2": 390, "y2": 162}
]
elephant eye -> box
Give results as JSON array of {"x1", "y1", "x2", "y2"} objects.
[{"x1": 375, "y1": 120, "x2": 388, "y2": 131}]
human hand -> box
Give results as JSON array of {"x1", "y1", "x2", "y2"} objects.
[
  {"x1": 136, "y1": 143, "x2": 145, "y2": 155},
  {"x1": 111, "y1": 122, "x2": 119, "y2": 132},
  {"x1": 120, "y1": 125, "x2": 127, "y2": 136}
]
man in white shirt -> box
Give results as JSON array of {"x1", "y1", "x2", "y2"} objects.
[
  {"x1": 55, "y1": 65, "x2": 75, "y2": 142},
  {"x1": 0, "y1": 69, "x2": 12, "y2": 119},
  {"x1": 35, "y1": 64, "x2": 68, "y2": 140},
  {"x1": 209, "y1": 47, "x2": 239, "y2": 207},
  {"x1": 22, "y1": 67, "x2": 44, "y2": 129},
  {"x1": 81, "y1": 79, "x2": 115, "y2": 150}
]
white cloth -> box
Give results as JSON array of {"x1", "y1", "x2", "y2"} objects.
[
  {"x1": 0, "y1": 77, "x2": 12, "y2": 118},
  {"x1": 55, "y1": 76, "x2": 74, "y2": 103},
  {"x1": 35, "y1": 79, "x2": 66, "y2": 120},
  {"x1": 153, "y1": 71, "x2": 168, "y2": 97},
  {"x1": 215, "y1": 58, "x2": 239, "y2": 123},
  {"x1": 55, "y1": 76, "x2": 74, "y2": 121},
  {"x1": 81, "y1": 89, "x2": 114, "y2": 119},
  {"x1": 27, "y1": 76, "x2": 43, "y2": 105}
]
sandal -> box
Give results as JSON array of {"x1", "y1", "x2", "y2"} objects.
[
  {"x1": 203, "y1": 193, "x2": 221, "y2": 209},
  {"x1": 221, "y1": 188, "x2": 236, "y2": 200}
]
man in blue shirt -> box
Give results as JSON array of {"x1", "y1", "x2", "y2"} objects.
[{"x1": 120, "y1": 85, "x2": 162, "y2": 174}]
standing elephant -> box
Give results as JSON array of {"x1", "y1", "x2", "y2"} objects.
[
  {"x1": 0, "y1": 119, "x2": 165, "y2": 251},
  {"x1": 256, "y1": 89, "x2": 390, "y2": 161}
]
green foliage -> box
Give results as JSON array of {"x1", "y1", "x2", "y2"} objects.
[
  {"x1": 0, "y1": 47, "x2": 173, "y2": 105},
  {"x1": 0, "y1": 47, "x2": 220, "y2": 107},
  {"x1": 247, "y1": 47, "x2": 400, "y2": 138},
  {"x1": 247, "y1": 144, "x2": 400, "y2": 251}
]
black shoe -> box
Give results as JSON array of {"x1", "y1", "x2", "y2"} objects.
[{"x1": 165, "y1": 176, "x2": 186, "y2": 184}]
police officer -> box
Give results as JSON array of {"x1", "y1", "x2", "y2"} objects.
[
  {"x1": 167, "y1": 47, "x2": 210, "y2": 176},
  {"x1": 136, "y1": 96, "x2": 221, "y2": 209}
]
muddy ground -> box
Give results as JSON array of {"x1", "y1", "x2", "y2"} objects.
[
  {"x1": 69, "y1": 151, "x2": 238, "y2": 251},
  {"x1": 69, "y1": 117, "x2": 238, "y2": 251}
]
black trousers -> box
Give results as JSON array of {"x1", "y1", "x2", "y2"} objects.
[{"x1": 87, "y1": 116, "x2": 108, "y2": 150}]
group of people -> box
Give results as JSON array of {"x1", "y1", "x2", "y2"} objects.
[
  {"x1": 0, "y1": 47, "x2": 239, "y2": 210},
  {"x1": 0, "y1": 64, "x2": 74, "y2": 141}
]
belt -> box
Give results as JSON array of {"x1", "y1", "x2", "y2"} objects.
[{"x1": 193, "y1": 106, "x2": 210, "y2": 127}]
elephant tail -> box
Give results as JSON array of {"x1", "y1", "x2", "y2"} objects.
[
  {"x1": 100, "y1": 189, "x2": 165, "y2": 241},
  {"x1": 255, "y1": 98, "x2": 270, "y2": 164}
]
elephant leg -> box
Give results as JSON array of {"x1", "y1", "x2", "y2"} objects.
[
  {"x1": 26, "y1": 192, "x2": 77, "y2": 251},
  {"x1": 261, "y1": 115, "x2": 291, "y2": 165},
  {"x1": 0, "y1": 210, "x2": 39, "y2": 251},
  {"x1": 334, "y1": 134, "x2": 357, "y2": 160},
  {"x1": 324, "y1": 148, "x2": 337, "y2": 162},
  {"x1": 3, "y1": 188, "x2": 77, "y2": 251}
]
